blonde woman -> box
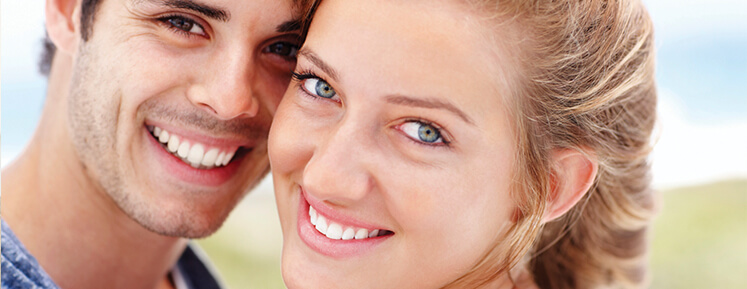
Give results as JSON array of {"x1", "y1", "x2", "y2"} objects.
[{"x1": 269, "y1": 0, "x2": 657, "y2": 288}]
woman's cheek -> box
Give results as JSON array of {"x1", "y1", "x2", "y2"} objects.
[{"x1": 268, "y1": 102, "x2": 313, "y2": 175}]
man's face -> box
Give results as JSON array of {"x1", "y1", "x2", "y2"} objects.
[{"x1": 67, "y1": 0, "x2": 299, "y2": 238}]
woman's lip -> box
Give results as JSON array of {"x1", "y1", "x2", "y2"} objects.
[
  {"x1": 296, "y1": 188, "x2": 393, "y2": 259},
  {"x1": 301, "y1": 187, "x2": 391, "y2": 231}
]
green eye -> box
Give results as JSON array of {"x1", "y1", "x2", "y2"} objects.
[
  {"x1": 315, "y1": 80, "x2": 336, "y2": 98},
  {"x1": 302, "y1": 78, "x2": 337, "y2": 99},
  {"x1": 399, "y1": 121, "x2": 444, "y2": 144},
  {"x1": 417, "y1": 124, "x2": 440, "y2": 143}
]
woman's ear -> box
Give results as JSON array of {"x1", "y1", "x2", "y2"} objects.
[
  {"x1": 542, "y1": 148, "x2": 598, "y2": 223},
  {"x1": 46, "y1": 0, "x2": 82, "y2": 55}
]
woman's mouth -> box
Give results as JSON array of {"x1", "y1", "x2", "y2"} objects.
[
  {"x1": 309, "y1": 205, "x2": 394, "y2": 240},
  {"x1": 296, "y1": 187, "x2": 394, "y2": 258}
]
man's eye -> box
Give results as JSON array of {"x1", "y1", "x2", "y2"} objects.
[
  {"x1": 266, "y1": 42, "x2": 299, "y2": 58},
  {"x1": 398, "y1": 121, "x2": 444, "y2": 144},
  {"x1": 161, "y1": 16, "x2": 206, "y2": 36}
]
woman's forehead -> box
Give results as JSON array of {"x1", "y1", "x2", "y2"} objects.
[{"x1": 305, "y1": 0, "x2": 520, "y2": 113}]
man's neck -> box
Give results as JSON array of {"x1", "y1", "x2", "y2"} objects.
[{"x1": 1, "y1": 55, "x2": 187, "y2": 289}]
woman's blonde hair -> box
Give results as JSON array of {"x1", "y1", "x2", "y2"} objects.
[
  {"x1": 297, "y1": 0, "x2": 657, "y2": 288},
  {"x1": 446, "y1": 0, "x2": 658, "y2": 288}
]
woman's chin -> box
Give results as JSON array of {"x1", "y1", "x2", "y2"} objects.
[{"x1": 280, "y1": 257, "x2": 336, "y2": 289}]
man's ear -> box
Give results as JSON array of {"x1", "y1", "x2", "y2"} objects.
[
  {"x1": 46, "y1": 0, "x2": 82, "y2": 55},
  {"x1": 542, "y1": 148, "x2": 598, "y2": 223}
]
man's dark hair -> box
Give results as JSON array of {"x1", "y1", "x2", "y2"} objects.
[
  {"x1": 40, "y1": 0, "x2": 102, "y2": 76},
  {"x1": 40, "y1": 0, "x2": 311, "y2": 76}
]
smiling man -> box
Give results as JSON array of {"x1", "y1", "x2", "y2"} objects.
[{"x1": 0, "y1": 0, "x2": 303, "y2": 288}]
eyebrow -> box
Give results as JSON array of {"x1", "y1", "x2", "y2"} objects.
[
  {"x1": 147, "y1": 0, "x2": 230, "y2": 22},
  {"x1": 386, "y1": 95, "x2": 475, "y2": 125},
  {"x1": 297, "y1": 48, "x2": 340, "y2": 81},
  {"x1": 276, "y1": 19, "x2": 301, "y2": 33}
]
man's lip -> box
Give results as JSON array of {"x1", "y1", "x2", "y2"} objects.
[
  {"x1": 145, "y1": 120, "x2": 257, "y2": 149},
  {"x1": 301, "y1": 187, "x2": 391, "y2": 231},
  {"x1": 144, "y1": 126, "x2": 246, "y2": 187}
]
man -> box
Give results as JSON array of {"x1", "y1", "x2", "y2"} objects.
[{"x1": 1, "y1": 0, "x2": 303, "y2": 288}]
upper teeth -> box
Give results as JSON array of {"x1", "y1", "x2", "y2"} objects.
[
  {"x1": 151, "y1": 126, "x2": 238, "y2": 169},
  {"x1": 309, "y1": 206, "x2": 387, "y2": 240}
]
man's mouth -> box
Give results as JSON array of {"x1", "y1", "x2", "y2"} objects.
[
  {"x1": 147, "y1": 125, "x2": 242, "y2": 169},
  {"x1": 309, "y1": 205, "x2": 394, "y2": 241}
]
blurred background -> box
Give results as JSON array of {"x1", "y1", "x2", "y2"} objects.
[{"x1": 2, "y1": 0, "x2": 745, "y2": 288}]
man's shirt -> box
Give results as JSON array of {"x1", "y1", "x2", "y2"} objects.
[{"x1": 1, "y1": 220, "x2": 224, "y2": 289}]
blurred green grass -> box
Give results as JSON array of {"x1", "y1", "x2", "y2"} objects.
[
  {"x1": 650, "y1": 179, "x2": 747, "y2": 288},
  {"x1": 197, "y1": 178, "x2": 747, "y2": 289},
  {"x1": 196, "y1": 178, "x2": 285, "y2": 289}
]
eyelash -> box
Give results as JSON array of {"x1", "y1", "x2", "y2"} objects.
[
  {"x1": 291, "y1": 70, "x2": 335, "y2": 101},
  {"x1": 156, "y1": 14, "x2": 206, "y2": 39},
  {"x1": 291, "y1": 70, "x2": 318, "y2": 82}
]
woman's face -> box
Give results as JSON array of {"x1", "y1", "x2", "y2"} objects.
[{"x1": 269, "y1": 0, "x2": 521, "y2": 287}]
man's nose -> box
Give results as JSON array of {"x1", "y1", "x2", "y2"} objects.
[{"x1": 188, "y1": 50, "x2": 259, "y2": 120}]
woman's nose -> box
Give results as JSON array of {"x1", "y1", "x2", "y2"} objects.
[{"x1": 302, "y1": 120, "x2": 375, "y2": 204}]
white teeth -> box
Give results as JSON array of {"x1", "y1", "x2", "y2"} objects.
[
  {"x1": 177, "y1": 141, "x2": 191, "y2": 158},
  {"x1": 202, "y1": 148, "x2": 219, "y2": 166},
  {"x1": 222, "y1": 150, "x2": 235, "y2": 166},
  {"x1": 150, "y1": 126, "x2": 241, "y2": 169},
  {"x1": 309, "y1": 207, "x2": 318, "y2": 226},
  {"x1": 167, "y1": 135, "x2": 180, "y2": 153},
  {"x1": 187, "y1": 143, "x2": 205, "y2": 166},
  {"x1": 326, "y1": 223, "x2": 343, "y2": 240},
  {"x1": 158, "y1": 130, "x2": 170, "y2": 143},
  {"x1": 368, "y1": 229, "x2": 380, "y2": 238},
  {"x1": 309, "y1": 205, "x2": 388, "y2": 241},
  {"x1": 215, "y1": 152, "x2": 226, "y2": 167},
  {"x1": 342, "y1": 228, "x2": 355, "y2": 240},
  {"x1": 315, "y1": 215, "x2": 328, "y2": 235},
  {"x1": 354, "y1": 229, "x2": 369, "y2": 240}
]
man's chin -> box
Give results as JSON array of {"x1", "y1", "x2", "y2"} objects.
[
  {"x1": 132, "y1": 209, "x2": 230, "y2": 239},
  {"x1": 112, "y1": 195, "x2": 236, "y2": 239}
]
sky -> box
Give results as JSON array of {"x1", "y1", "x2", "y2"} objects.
[{"x1": 2, "y1": 0, "x2": 746, "y2": 189}]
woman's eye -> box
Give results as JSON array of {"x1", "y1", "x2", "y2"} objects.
[
  {"x1": 163, "y1": 16, "x2": 206, "y2": 36},
  {"x1": 302, "y1": 78, "x2": 337, "y2": 99},
  {"x1": 266, "y1": 42, "x2": 299, "y2": 58},
  {"x1": 399, "y1": 121, "x2": 444, "y2": 144}
]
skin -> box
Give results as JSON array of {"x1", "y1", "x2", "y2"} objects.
[
  {"x1": 269, "y1": 0, "x2": 528, "y2": 288},
  {"x1": 1, "y1": 0, "x2": 299, "y2": 288}
]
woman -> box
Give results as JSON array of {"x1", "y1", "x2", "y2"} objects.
[{"x1": 269, "y1": 0, "x2": 657, "y2": 288}]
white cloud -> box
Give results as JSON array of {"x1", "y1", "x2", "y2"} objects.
[
  {"x1": 651, "y1": 89, "x2": 747, "y2": 189},
  {"x1": 1, "y1": 1, "x2": 47, "y2": 83},
  {"x1": 642, "y1": 0, "x2": 747, "y2": 43}
]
